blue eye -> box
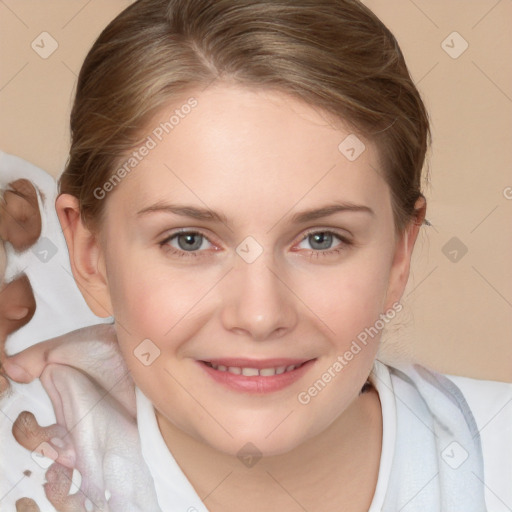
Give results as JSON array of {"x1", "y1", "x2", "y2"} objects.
[
  {"x1": 159, "y1": 229, "x2": 352, "y2": 259},
  {"x1": 301, "y1": 231, "x2": 335, "y2": 250},
  {"x1": 297, "y1": 230, "x2": 352, "y2": 258},
  {"x1": 159, "y1": 230, "x2": 213, "y2": 257}
]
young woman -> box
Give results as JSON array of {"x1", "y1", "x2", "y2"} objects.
[{"x1": 2, "y1": 1, "x2": 509, "y2": 511}]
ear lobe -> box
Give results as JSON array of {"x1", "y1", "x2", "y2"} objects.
[
  {"x1": 55, "y1": 194, "x2": 113, "y2": 318},
  {"x1": 384, "y1": 196, "x2": 427, "y2": 309}
]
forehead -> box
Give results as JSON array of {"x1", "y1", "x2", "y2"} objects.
[{"x1": 104, "y1": 84, "x2": 389, "y2": 222}]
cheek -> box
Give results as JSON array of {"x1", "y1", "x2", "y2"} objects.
[
  {"x1": 294, "y1": 250, "x2": 392, "y2": 347},
  {"x1": 105, "y1": 251, "x2": 211, "y2": 338}
]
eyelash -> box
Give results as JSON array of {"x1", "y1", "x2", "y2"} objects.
[{"x1": 158, "y1": 228, "x2": 353, "y2": 260}]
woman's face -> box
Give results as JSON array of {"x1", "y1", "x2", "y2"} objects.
[{"x1": 82, "y1": 84, "x2": 418, "y2": 456}]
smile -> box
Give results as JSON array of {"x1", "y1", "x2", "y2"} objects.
[
  {"x1": 198, "y1": 358, "x2": 317, "y2": 393},
  {"x1": 204, "y1": 361, "x2": 305, "y2": 376}
]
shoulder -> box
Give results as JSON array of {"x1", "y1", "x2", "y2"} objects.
[
  {"x1": 443, "y1": 371, "x2": 512, "y2": 429},
  {"x1": 380, "y1": 359, "x2": 512, "y2": 419},
  {"x1": 384, "y1": 360, "x2": 512, "y2": 440},
  {"x1": 388, "y1": 362, "x2": 512, "y2": 512},
  {"x1": 445, "y1": 372, "x2": 512, "y2": 512},
  {"x1": 444, "y1": 371, "x2": 512, "y2": 423}
]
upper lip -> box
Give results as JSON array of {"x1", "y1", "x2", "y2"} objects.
[{"x1": 199, "y1": 358, "x2": 315, "y2": 369}]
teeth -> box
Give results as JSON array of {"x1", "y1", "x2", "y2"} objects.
[
  {"x1": 241, "y1": 367, "x2": 259, "y2": 376},
  {"x1": 207, "y1": 362, "x2": 301, "y2": 376}
]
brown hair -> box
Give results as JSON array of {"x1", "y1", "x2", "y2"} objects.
[{"x1": 59, "y1": 0, "x2": 430, "y2": 233}]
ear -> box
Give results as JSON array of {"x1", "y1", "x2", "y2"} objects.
[
  {"x1": 384, "y1": 196, "x2": 427, "y2": 310},
  {"x1": 55, "y1": 194, "x2": 113, "y2": 318}
]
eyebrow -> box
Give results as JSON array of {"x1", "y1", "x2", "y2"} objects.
[{"x1": 136, "y1": 201, "x2": 374, "y2": 225}]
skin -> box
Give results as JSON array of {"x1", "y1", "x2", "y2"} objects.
[{"x1": 6, "y1": 83, "x2": 425, "y2": 511}]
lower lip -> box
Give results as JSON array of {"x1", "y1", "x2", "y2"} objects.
[{"x1": 197, "y1": 359, "x2": 317, "y2": 393}]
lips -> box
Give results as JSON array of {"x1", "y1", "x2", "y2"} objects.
[
  {"x1": 203, "y1": 357, "x2": 309, "y2": 372},
  {"x1": 197, "y1": 357, "x2": 317, "y2": 393},
  {"x1": 204, "y1": 362, "x2": 301, "y2": 376}
]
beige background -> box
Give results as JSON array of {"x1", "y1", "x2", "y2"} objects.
[{"x1": 0, "y1": 1, "x2": 511, "y2": 381}]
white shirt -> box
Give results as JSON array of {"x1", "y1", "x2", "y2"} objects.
[
  {"x1": 136, "y1": 366, "x2": 396, "y2": 510},
  {"x1": 136, "y1": 358, "x2": 512, "y2": 511},
  {"x1": 1, "y1": 359, "x2": 510, "y2": 511}
]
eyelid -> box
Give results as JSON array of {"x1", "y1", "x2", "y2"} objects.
[
  {"x1": 296, "y1": 226, "x2": 353, "y2": 244},
  {"x1": 159, "y1": 228, "x2": 219, "y2": 248},
  {"x1": 160, "y1": 225, "x2": 351, "y2": 243},
  {"x1": 159, "y1": 226, "x2": 355, "y2": 258}
]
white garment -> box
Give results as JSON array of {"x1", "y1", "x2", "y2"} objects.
[
  {"x1": 133, "y1": 359, "x2": 396, "y2": 512},
  {"x1": 136, "y1": 358, "x2": 512, "y2": 511},
  {"x1": 1, "y1": 356, "x2": 511, "y2": 511}
]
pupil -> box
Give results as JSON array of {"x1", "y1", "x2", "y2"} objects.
[
  {"x1": 176, "y1": 233, "x2": 333, "y2": 252},
  {"x1": 311, "y1": 232, "x2": 332, "y2": 250},
  {"x1": 178, "y1": 233, "x2": 202, "y2": 251}
]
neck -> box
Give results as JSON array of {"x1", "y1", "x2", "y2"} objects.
[{"x1": 156, "y1": 383, "x2": 382, "y2": 511}]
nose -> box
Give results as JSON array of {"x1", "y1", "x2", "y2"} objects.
[{"x1": 220, "y1": 254, "x2": 298, "y2": 341}]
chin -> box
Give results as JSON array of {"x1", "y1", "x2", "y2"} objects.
[{"x1": 199, "y1": 426, "x2": 311, "y2": 460}]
